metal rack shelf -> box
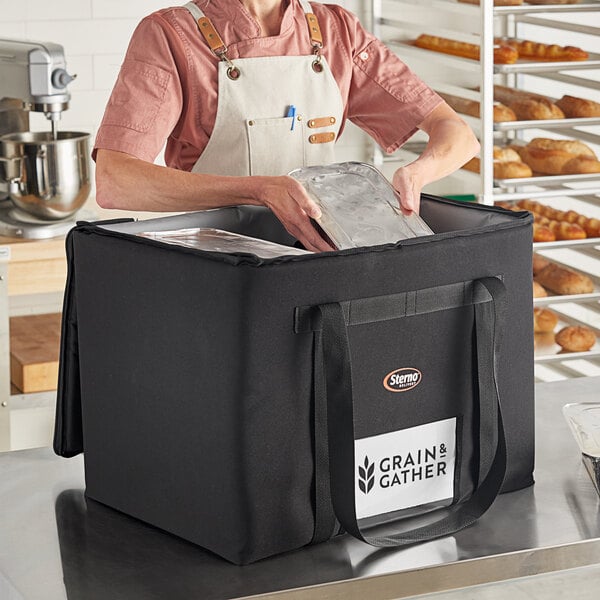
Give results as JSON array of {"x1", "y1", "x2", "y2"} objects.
[
  {"x1": 495, "y1": 173, "x2": 600, "y2": 188},
  {"x1": 494, "y1": 116, "x2": 600, "y2": 132},
  {"x1": 494, "y1": 1, "x2": 600, "y2": 15},
  {"x1": 494, "y1": 53, "x2": 600, "y2": 74},
  {"x1": 385, "y1": 40, "x2": 482, "y2": 72}
]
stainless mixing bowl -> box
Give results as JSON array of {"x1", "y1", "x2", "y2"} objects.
[{"x1": 0, "y1": 131, "x2": 91, "y2": 220}]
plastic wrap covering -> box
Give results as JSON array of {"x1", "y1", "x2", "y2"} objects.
[
  {"x1": 289, "y1": 162, "x2": 434, "y2": 249},
  {"x1": 563, "y1": 403, "x2": 600, "y2": 496},
  {"x1": 138, "y1": 228, "x2": 311, "y2": 258}
]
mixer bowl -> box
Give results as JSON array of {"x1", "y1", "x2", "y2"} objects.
[{"x1": 0, "y1": 131, "x2": 91, "y2": 220}]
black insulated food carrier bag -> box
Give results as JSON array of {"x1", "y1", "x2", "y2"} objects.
[{"x1": 54, "y1": 196, "x2": 535, "y2": 565}]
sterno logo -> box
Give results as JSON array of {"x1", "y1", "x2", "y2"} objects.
[
  {"x1": 358, "y1": 456, "x2": 375, "y2": 494},
  {"x1": 383, "y1": 367, "x2": 422, "y2": 393}
]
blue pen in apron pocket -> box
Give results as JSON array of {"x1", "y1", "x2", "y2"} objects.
[{"x1": 286, "y1": 105, "x2": 296, "y2": 130}]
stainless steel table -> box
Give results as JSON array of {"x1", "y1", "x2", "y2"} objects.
[{"x1": 1, "y1": 377, "x2": 599, "y2": 600}]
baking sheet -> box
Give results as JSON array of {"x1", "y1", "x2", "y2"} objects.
[{"x1": 137, "y1": 228, "x2": 311, "y2": 258}]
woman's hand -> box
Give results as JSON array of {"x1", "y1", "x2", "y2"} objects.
[
  {"x1": 392, "y1": 163, "x2": 426, "y2": 215},
  {"x1": 391, "y1": 102, "x2": 480, "y2": 214},
  {"x1": 251, "y1": 175, "x2": 334, "y2": 252}
]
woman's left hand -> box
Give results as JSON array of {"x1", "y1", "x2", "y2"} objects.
[{"x1": 392, "y1": 163, "x2": 425, "y2": 215}]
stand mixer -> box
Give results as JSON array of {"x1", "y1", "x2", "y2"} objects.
[{"x1": 0, "y1": 39, "x2": 91, "y2": 239}]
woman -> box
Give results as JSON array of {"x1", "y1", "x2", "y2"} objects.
[{"x1": 94, "y1": 0, "x2": 479, "y2": 251}]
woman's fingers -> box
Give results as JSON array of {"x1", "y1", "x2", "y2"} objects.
[
  {"x1": 392, "y1": 167, "x2": 422, "y2": 215},
  {"x1": 258, "y1": 176, "x2": 333, "y2": 252}
]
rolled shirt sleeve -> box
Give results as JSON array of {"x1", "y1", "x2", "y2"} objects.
[
  {"x1": 93, "y1": 15, "x2": 184, "y2": 163},
  {"x1": 326, "y1": 6, "x2": 443, "y2": 155}
]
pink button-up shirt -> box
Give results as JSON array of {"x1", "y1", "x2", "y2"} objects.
[{"x1": 94, "y1": 0, "x2": 442, "y2": 171}]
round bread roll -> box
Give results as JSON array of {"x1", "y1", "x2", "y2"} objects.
[
  {"x1": 555, "y1": 326, "x2": 596, "y2": 352},
  {"x1": 533, "y1": 281, "x2": 547, "y2": 298},
  {"x1": 533, "y1": 307, "x2": 558, "y2": 333},
  {"x1": 535, "y1": 263, "x2": 594, "y2": 295}
]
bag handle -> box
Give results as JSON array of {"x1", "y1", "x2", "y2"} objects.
[{"x1": 317, "y1": 277, "x2": 507, "y2": 546}]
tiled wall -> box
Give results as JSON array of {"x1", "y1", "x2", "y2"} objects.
[{"x1": 1, "y1": 0, "x2": 370, "y2": 178}]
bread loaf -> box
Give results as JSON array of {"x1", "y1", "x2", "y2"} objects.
[
  {"x1": 535, "y1": 263, "x2": 594, "y2": 295},
  {"x1": 533, "y1": 308, "x2": 558, "y2": 333},
  {"x1": 500, "y1": 38, "x2": 589, "y2": 61},
  {"x1": 511, "y1": 145, "x2": 573, "y2": 175},
  {"x1": 437, "y1": 92, "x2": 517, "y2": 122},
  {"x1": 494, "y1": 85, "x2": 547, "y2": 106},
  {"x1": 532, "y1": 253, "x2": 550, "y2": 275},
  {"x1": 462, "y1": 155, "x2": 532, "y2": 179},
  {"x1": 528, "y1": 138, "x2": 596, "y2": 159},
  {"x1": 562, "y1": 155, "x2": 600, "y2": 175},
  {"x1": 494, "y1": 146, "x2": 521, "y2": 162},
  {"x1": 511, "y1": 142, "x2": 600, "y2": 176},
  {"x1": 543, "y1": 219, "x2": 586, "y2": 240},
  {"x1": 533, "y1": 281, "x2": 547, "y2": 298},
  {"x1": 551, "y1": 210, "x2": 599, "y2": 238},
  {"x1": 507, "y1": 98, "x2": 565, "y2": 120},
  {"x1": 532, "y1": 223, "x2": 555, "y2": 242},
  {"x1": 555, "y1": 326, "x2": 596, "y2": 352},
  {"x1": 556, "y1": 95, "x2": 600, "y2": 118},
  {"x1": 414, "y1": 35, "x2": 518, "y2": 64},
  {"x1": 521, "y1": 201, "x2": 600, "y2": 239}
]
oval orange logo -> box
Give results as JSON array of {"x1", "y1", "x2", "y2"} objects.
[{"x1": 383, "y1": 368, "x2": 422, "y2": 393}]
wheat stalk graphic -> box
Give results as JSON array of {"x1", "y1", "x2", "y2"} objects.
[{"x1": 358, "y1": 456, "x2": 375, "y2": 494}]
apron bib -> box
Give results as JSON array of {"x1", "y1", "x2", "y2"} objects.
[{"x1": 184, "y1": 1, "x2": 344, "y2": 177}]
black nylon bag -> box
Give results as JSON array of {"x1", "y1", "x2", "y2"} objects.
[{"x1": 54, "y1": 195, "x2": 535, "y2": 564}]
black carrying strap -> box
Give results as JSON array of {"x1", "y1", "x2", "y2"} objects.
[
  {"x1": 317, "y1": 277, "x2": 507, "y2": 546},
  {"x1": 53, "y1": 231, "x2": 84, "y2": 457}
]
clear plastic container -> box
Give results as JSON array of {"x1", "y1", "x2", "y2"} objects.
[
  {"x1": 289, "y1": 162, "x2": 434, "y2": 250},
  {"x1": 563, "y1": 402, "x2": 600, "y2": 495},
  {"x1": 138, "y1": 228, "x2": 311, "y2": 259}
]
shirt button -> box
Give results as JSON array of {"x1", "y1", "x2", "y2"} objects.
[{"x1": 360, "y1": 51, "x2": 369, "y2": 60}]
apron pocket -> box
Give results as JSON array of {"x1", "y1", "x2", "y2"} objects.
[{"x1": 246, "y1": 117, "x2": 305, "y2": 176}]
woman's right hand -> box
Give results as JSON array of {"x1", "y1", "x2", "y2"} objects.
[{"x1": 251, "y1": 176, "x2": 334, "y2": 252}]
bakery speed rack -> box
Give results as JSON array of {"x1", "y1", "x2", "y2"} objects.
[
  {"x1": 370, "y1": 1, "x2": 600, "y2": 381},
  {"x1": 371, "y1": 0, "x2": 600, "y2": 205}
]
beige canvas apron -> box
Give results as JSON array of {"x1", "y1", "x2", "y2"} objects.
[{"x1": 184, "y1": 0, "x2": 344, "y2": 177}]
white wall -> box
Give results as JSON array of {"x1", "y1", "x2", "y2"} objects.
[{"x1": 1, "y1": 0, "x2": 370, "y2": 181}]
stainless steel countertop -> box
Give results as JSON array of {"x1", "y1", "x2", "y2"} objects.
[{"x1": 1, "y1": 377, "x2": 600, "y2": 600}]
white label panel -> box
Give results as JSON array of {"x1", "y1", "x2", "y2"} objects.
[{"x1": 355, "y1": 418, "x2": 457, "y2": 520}]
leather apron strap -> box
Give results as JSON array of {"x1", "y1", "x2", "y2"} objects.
[{"x1": 182, "y1": 0, "x2": 343, "y2": 177}]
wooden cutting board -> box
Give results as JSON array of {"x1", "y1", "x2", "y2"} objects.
[{"x1": 10, "y1": 313, "x2": 61, "y2": 393}]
